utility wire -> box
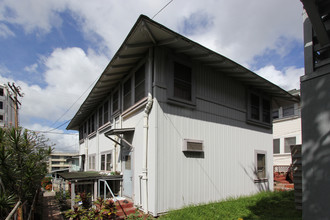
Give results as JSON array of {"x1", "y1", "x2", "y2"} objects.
[
  {"x1": 46, "y1": 76, "x2": 99, "y2": 131},
  {"x1": 152, "y1": 0, "x2": 174, "y2": 19}
]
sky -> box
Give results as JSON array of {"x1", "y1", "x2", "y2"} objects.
[{"x1": 0, "y1": 0, "x2": 304, "y2": 152}]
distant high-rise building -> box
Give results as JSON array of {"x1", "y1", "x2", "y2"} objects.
[{"x1": 0, "y1": 84, "x2": 15, "y2": 128}]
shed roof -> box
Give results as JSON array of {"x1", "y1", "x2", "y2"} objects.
[
  {"x1": 67, "y1": 15, "x2": 299, "y2": 130},
  {"x1": 58, "y1": 171, "x2": 122, "y2": 181}
]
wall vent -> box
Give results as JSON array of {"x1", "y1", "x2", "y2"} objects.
[{"x1": 182, "y1": 139, "x2": 203, "y2": 152}]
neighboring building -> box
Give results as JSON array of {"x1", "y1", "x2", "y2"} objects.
[
  {"x1": 0, "y1": 84, "x2": 15, "y2": 127},
  {"x1": 272, "y1": 89, "x2": 301, "y2": 167},
  {"x1": 66, "y1": 15, "x2": 298, "y2": 215},
  {"x1": 48, "y1": 152, "x2": 79, "y2": 173},
  {"x1": 300, "y1": 1, "x2": 330, "y2": 219}
]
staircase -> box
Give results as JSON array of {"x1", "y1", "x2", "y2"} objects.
[
  {"x1": 274, "y1": 172, "x2": 294, "y2": 191},
  {"x1": 115, "y1": 199, "x2": 138, "y2": 219}
]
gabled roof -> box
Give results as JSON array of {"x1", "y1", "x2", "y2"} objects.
[{"x1": 67, "y1": 15, "x2": 299, "y2": 130}]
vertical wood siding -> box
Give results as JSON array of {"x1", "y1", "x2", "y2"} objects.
[{"x1": 153, "y1": 47, "x2": 273, "y2": 214}]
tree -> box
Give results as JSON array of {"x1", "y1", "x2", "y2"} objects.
[{"x1": 0, "y1": 127, "x2": 52, "y2": 218}]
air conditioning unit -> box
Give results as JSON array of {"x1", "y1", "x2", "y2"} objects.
[{"x1": 182, "y1": 139, "x2": 204, "y2": 152}]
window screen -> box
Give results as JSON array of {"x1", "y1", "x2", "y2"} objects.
[
  {"x1": 173, "y1": 62, "x2": 192, "y2": 101},
  {"x1": 135, "y1": 65, "x2": 145, "y2": 103},
  {"x1": 257, "y1": 153, "x2": 266, "y2": 179},
  {"x1": 123, "y1": 79, "x2": 132, "y2": 110},
  {"x1": 284, "y1": 137, "x2": 296, "y2": 153},
  {"x1": 273, "y1": 139, "x2": 280, "y2": 154}
]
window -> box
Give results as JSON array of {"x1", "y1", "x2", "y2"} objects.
[
  {"x1": 255, "y1": 151, "x2": 266, "y2": 179},
  {"x1": 89, "y1": 155, "x2": 95, "y2": 170},
  {"x1": 98, "y1": 107, "x2": 103, "y2": 128},
  {"x1": 125, "y1": 155, "x2": 131, "y2": 170},
  {"x1": 101, "y1": 155, "x2": 105, "y2": 170},
  {"x1": 284, "y1": 137, "x2": 296, "y2": 153},
  {"x1": 135, "y1": 65, "x2": 145, "y2": 103},
  {"x1": 0, "y1": 88, "x2": 3, "y2": 96},
  {"x1": 52, "y1": 155, "x2": 60, "y2": 159},
  {"x1": 84, "y1": 121, "x2": 87, "y2": 134},
  {"x1": 0, "y1": 115, "x2": 3, "y2": 121},
  {"x1": 123, "y1": 78, "x2": 132, "y2": 110},
  {"x1": 106, "y1": 154, "x2": 112, "y2": 170},
  {"x1": 173, "y1": 62, "x2": 192, "y2": 101},
  {"x1": 79, "y1": 126, "x2": 83, "y2": 140},
  {"x1": 273, "y1": 139, "x2": 280, "y2": 154},
  {"x1": 52, "y1": 161, "x2": 60, "y2": 165},
  {"x1": 283, "y1": 105, "x2": 294, "y2": 117},
  {"x1": 88, "y1": 115, "x2": 95, "y2": 134},
  {"x1": 272, "y1": 109, "x2": 279, "y2": 119},
  {"x1": 248, "y1": 92, "x2": 271, "y2": 126},
  {"x1": 100, "y1": 153, "x2": 112, "y2": 171},
  {"x1": 112, "y1": 90, "x2": 119, "y2": 113},
  {"x1": 104, "y1": 101, "x2": 109, "y2": 123},
  {"x1": 0, "y1": 101, "x2": 3, "y2": 109}
]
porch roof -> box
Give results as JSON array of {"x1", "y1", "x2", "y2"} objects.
[
  {"x1": 67, "y1": 15, "x2": 299, "y2": 131},
  {"x1": 58, "y1": 171, "x2": 122, "y2": 181}
]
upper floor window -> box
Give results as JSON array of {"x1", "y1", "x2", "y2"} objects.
[
  {"x1": 88, "y1": 114, "x2": 95, "y2": 134},
  {"x1": 104, "y1": 101, "x2": 109, "y2": 123},
  {"x1": 135, "y1": 65, "x2": 146, "y2": 103},
  {"x1": 98, "y1": 106, "x2": 103, "y2": 128},
  {"x1": 0, "y1": 115, "x2": 3, "y2": 122},
  {"x1": 0, "y1": 101, "x2": 3, "y2": 110},
  {"x1": 0, "y1": 88, "x2": 3, "y2": 96},
  {"x1": 284, "y1": 137, "x2": 296, "y2": 153},
  {"x1": 173, "y1": 62, "x2": 192, "y2": 101},
  {"x1": 248, "y1": 91, "x2": 271, "y2": 126},
  {"x1": 272, "y1": 109, "x2": 279, "y2": 119},
  {"x1": 79, "y1": 126, "x2": 83, "y2": 140},
  {"x1": 112, "y1": 90, "x2": 119, "y2": 113},
  {"x1": 123, "y1": 78, "x2": 132, "y2": 110},
  {"x1": 283, "y1": 105, "x2": 294, "y2": 117}
]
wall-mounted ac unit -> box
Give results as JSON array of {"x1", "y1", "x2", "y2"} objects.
[{"x1": 182, "y1": 139, "x2": 204, "y2": 152}]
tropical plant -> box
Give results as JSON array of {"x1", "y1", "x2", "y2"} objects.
[{"x1": 0, "y1": 127, "x2": 52, "y2": 217}]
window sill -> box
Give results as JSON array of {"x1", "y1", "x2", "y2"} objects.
[
  {"x1": 88, "y1": 131, "x2": 97, "y2": 139},
  {"x1": 247, "y1": 118, "x2": 271, "y2": 129},
  {"x1": 98, "y1": 122, "x2": 111, "y2": 133},
  {"x1": 122, "y1": 97, "x2": 148, "y2": 118},
  {"x1": 167, "y1": 97, "x2": 196, "y2": 109},
  {"x1": 254, "y1": 178, "x2": 268, "y2": 183}
]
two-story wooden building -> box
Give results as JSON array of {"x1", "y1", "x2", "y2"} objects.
[{"x1": 67, "y1": 15, "x2": 298, "y2": 216}]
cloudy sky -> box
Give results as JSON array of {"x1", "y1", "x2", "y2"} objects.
[{"x1": 0, "y1": 0, "x2": 304, "y2": 152}]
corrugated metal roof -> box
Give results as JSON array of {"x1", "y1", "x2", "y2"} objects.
[
  {"x1": 67, "y1": 15, "x2": 299, "y2": 130},
  {"x1": 58, "y1": 171, "x2": 122, "y2": 180}
]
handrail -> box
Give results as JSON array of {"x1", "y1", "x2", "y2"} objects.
[
  {"x1": 99, "y1": 179, "x2": 127, "y2": 218},
  {"x1": 27, "y1": 188, "x2": 40, "y2": 220},
  {"x1": 5, "y1": 200, "x2": 21, "y2": 220}
]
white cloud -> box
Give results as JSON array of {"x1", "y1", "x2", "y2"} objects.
[
  {"x1": 255, "y1": 65, "x2": 304, "y2": 91},
  {"x1": 20, "y1": 47, "x2": 108, "y2": 122},
  {"x1": 0, "y1": 23, "x2": 15, "y2": 38},
  {"x1": 27, "y1": 123, "x2": 79, "y2": 153},
  {"x1": 24, "y1": 63, "x2": 38, "y2": 73},
  {"x1": 0, "y1": 0, "x2": 305, "y2": 151}
]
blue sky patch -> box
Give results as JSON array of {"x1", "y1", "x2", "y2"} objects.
[{"x1": 181, "y1": 11, "x2": 214, "y2": 36}]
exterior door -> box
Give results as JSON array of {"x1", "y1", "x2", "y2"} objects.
[{"x1": 122, "y1": 150, "x2": 133, "y2": 198}]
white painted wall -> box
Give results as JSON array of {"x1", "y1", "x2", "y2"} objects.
[{"x1": 273, "y1": 117, "x2": 302, "y2": 166}]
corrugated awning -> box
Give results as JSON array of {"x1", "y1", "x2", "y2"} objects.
[
  {"x1": 104, "y1": 128, "x2": 135, "y2": 136},
  {"x1": 58, "y1": 171, "x2": 122, "y2": 181}
]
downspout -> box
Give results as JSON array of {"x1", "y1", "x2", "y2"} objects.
[
  {"x1": 142, "y1": 94, "x2": 153, "y2": 213},
  {"x1": 141, "y1": 47, "x2": 154, "y2": 213}
]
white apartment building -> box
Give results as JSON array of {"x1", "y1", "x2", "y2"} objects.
[
  {"x1": 0, "y1": 84, "x2": 15, "y2": 128},
  {"x1": 272, "y1": 89, "x2": 301, "y2": 166}
]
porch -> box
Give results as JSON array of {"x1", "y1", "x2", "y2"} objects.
[{"x1": 58, "y1": 171, "x2": 123, "y2": 209}]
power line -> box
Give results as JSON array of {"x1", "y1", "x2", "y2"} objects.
[
  {"x1": 152, "y1": 0, "x2": 174, "y2": 19},
  {"x1": 47, "y1": 76, "x2": 99, "y2": 131}
]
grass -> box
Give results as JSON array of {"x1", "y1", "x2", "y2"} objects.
[{"x1": 158, "y1": 190, "x2": 301, "y2": 220}]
